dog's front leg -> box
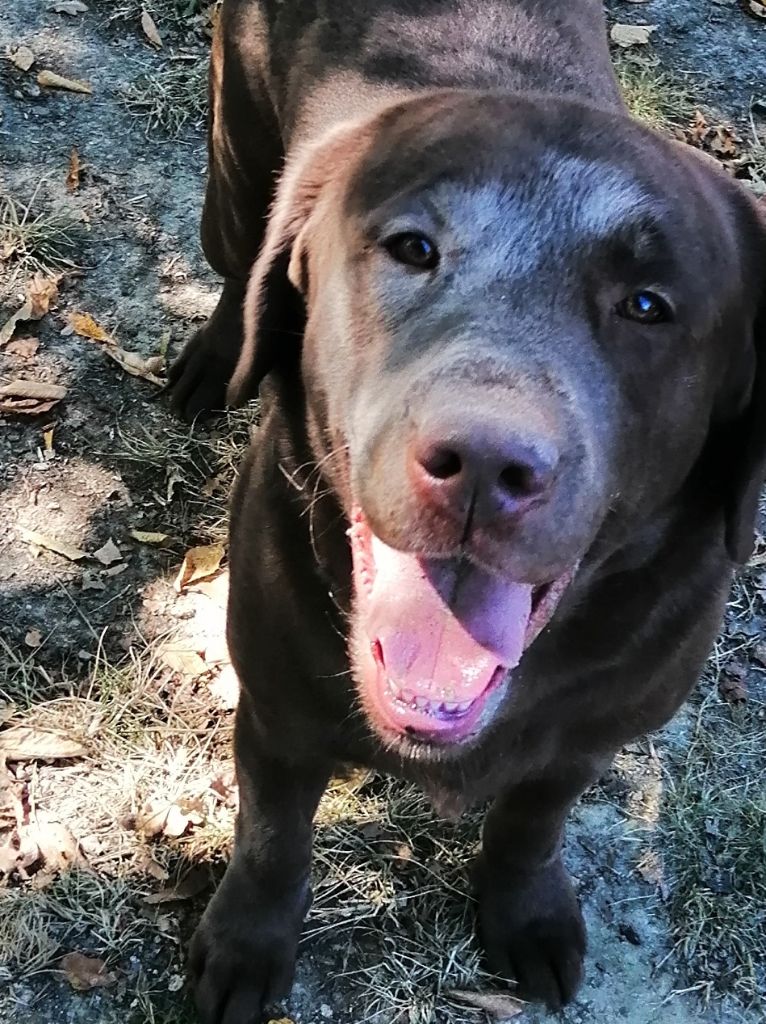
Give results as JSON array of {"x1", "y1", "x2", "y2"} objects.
[
  {"x1": 190, "y1": 699, "x2": 332, "y2": 1024},
  {"x1": 475, "y1": 760, "x2": 605, "y2": 1011}
]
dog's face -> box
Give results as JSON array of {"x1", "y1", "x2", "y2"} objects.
[{"x1": 231, "y1": 93, "x2": 766, "y2": 755}]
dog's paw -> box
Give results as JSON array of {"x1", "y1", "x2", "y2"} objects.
[
  {"x1": 167, "y1": 325, "x2": 235, "y2": 421},
  {"x1": 476, "y1": 857, "x2": 586, "y2": 1011},
  {"x1": 189, "y1": 875, "x2": 307, "y2": 1024}
]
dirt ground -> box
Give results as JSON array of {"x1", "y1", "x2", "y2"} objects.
[{"x1": 0, "y1": 3, "x2": 765, "y2": 1024}]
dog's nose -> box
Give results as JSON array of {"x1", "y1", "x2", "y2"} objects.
[{"x1": 410, "y1": 423, "x2": 558, "y2": 523}]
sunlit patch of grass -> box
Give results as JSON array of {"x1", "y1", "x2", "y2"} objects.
[
  {"x1": 613, "y1": 55, "x2": 691, "y2": 132},
  {"x1": 121, "y1": 58, "x2": 208, "y2": 138}
]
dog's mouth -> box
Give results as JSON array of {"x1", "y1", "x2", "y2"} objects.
[{"x1": 348, "y1": 507, "x2": 574, "y2": 746}]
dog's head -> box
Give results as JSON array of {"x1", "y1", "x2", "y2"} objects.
[{"x1": 230, "y1": 92, "x2": 766, "y2": 752}]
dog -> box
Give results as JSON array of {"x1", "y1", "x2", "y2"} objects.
[{"x1": 168, "y1": 2, "x2": 766, "y2": 1020}]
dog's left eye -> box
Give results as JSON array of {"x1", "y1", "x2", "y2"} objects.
[
  {"x1": 616, "y1": 290, "x2": 673, "y2": 325},
  {"x1": 383, "y1": 232, "x2": 439, "y2": 271}
]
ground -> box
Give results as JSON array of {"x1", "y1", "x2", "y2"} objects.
[{"x1": 0, "y1": 3, "x2": 765, "y2": 1024}]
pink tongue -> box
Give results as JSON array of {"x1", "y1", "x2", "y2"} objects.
[{"x1": 366, "y1": 535, "x2": 533, "y2": 699}]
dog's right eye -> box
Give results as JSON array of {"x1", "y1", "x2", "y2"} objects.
[{"x1": 383, "y1": 232, "x2": 439, "y2": 271}]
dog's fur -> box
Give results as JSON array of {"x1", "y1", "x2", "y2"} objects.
[{"x1": 168, "y1": 2, "x2": 766, "y2": 1021}]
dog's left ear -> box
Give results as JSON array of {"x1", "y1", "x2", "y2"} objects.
[
  {"x1": 723, "y1": 193, "x2": 766, "y2": 564},
  {"x1": 227, "y1": 119, "x2": 370, "y2": 406}
]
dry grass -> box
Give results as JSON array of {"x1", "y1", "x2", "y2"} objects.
[
  {"x1": 111, "y1": 404, "x2": 258, "y2": 544},
  {"x1": 122, "y1": 58, "x2": 208, "y2": 138},
  {"x1": 310, "y1": 774, "x2": 492, "y2": 1024},
  {"x1": 0, "y1": 187, "x2": 80, "y2": 291},
  {"x1": 658, "y1": 557, "x2": 766, "y2": 1012},
  {"x1": 614, "y1": 55, "x2": 691, "y2": 132}
]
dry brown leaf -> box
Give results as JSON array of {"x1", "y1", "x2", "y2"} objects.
[
  {"x1": 61, "y1": 952, "x2": 116, "y2": 992},
  {"x1": 20, "y1": 526, "x2": 87, "y2": 561},
  {"x1": 49, "y1": 1, "x2": 89, "y2": 12},
  {"x1": 6, "y1": 336, "x2": 40, "y2": 359},
  {"x1": 450, "y1": 991, "x2": 525, "y2": 1021},
  {"x1": 718, "y1": 671, "x2": 748, "y2": 705},
  {"x1": 141, "y1": 10, "x2": 163, "y2": 47},
  {"x1": 0, "y1": 380, "x2": 67, "y2": 402},
  {"x1": 160, "y1": 643, "x2": 208, "y2": 679},
  {"x1": 174, "y1": 543, "x2": 225, "y2": 592},
  {"x1": 27, "y1": 273, "x2": 60, "y2": 315},
  {"x1": 0, "y1": 397, "x2": 60, "y2": 416},
  {"x1": 610, "y1": 23, "x2": 656, "y2": 47},
  {"x1": 134, "y1": 850, "x2": 169, "y2": 882},
  {"x1": 747, "y1": 0, "x2": 766, "y2": 19},
  {"x1": 9, "y1": 45, "x2": 35, "y2": 72},
  {"x1": 66, "y1": 146, "x2": 82, "y2": 191},
  {"x1": 0, "y1": 702, "x2": 15, "y2": 728},
  {"x1": 134, "y1": 799, "x2": 197, "y2": 840},
  {"x1": 266, "y1": 1019, "x2": 296, "y2": 1024},
  {"x1": 130, "y1": 529, "x2": 170, "y2": 545},
  {"x1": 103, "y1": 344, "x2": 165, "y2": 385},
  {"x1": 93, "y1": 538, "x2": 122, "y2": 566},
  {"x1": 143, "y1": 867, "x2": 209, "y2": 905},
  {"x1": 37, "y1": 69, "x2": 92, "y2": 94},
  {"x1": 24, "y1": 628, "x2": 42, "y2": 648},
  {"x1": 0, "y1": 725, "x2": 87, "y2": 761},
  {"x1": 69, "y1": 311, "x2": 112, "y2": 342},
  {"x1": 43, "y1": 426, "x2": 55, "y2": 455},
  {"x1": 0, "y1": 275, "x2": 59, "y2": 346}
]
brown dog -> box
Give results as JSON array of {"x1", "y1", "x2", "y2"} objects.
[{"x1": 169, "y1": 2, "x2": 766, "y2": 1021}]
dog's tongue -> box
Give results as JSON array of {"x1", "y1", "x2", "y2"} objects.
[{"x1": 366, "y1": 534, "x2": 533, "y2": 698}]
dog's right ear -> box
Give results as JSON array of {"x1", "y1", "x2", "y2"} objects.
[{"x1": 226, "y1": 120, "x2": 368, "y2": 405}]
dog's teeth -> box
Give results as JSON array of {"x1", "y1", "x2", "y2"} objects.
[
  {"x1": 443, "y1": 701, "x2": 458, "y2": 712},
  {"x1": 388, "y1": 679, "x2": 402, "y2": 698},
  {"x1": 457, "y1": 700, "x2": 472, "y2": 712},
  {"x1": 414, "y1": 695, "x2": 428, "y2": 709}
]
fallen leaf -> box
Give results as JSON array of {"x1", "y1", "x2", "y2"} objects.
[
  {"x1": 0, "y1": 725, "x2": 87, "y2": 761},
  {"x1": 450, "y1": 991, "x2": 525, "y2": 1021},
  {"x1": 134, "y1": 850, "x2": 169, "y2": 882},
  {"x1": 0, "y1": 274, "x2": 59, "y2": 346},
  {"x1": 27, "y1": 273, "x2": 60, "y2": 317},
  {"x1": 209, "y1": 665, "x2": 240, "y2": 710},
  {"x1": 69, "y1": 311, "x2": 112, "y2": 342},
  {"x1": 24, "y1": 628, "x2": 42, "y2": 648},
  {"x1": 93, "y1": 538, "x2": 122, "y2": 566},
  {"x1": 49, "y1": 1, "x2": 89, "y2": 12},
  {"x1": 747, "y1": 0, "x2": 766, "y2": 19},
  {"x1": 191, "y1": 571, "x2": 229, "y2": 608},
  {"x1": 103, "y1": 563, "x2": 128, "y2": 577},
  {"x1": 37, "y1": 69, "x2": 92, "y2": 94},
  {"x1": 141, "y1": 10, "x2": 163, "y2": 47},
  {"x1": 160, "y1": 643, "x2": 208, "y2": 679},
  {"x1": 43, "y1": 426, "x2": 55, "y2": 455},
  {"x1": 130, "y1": 529, "x2": 170, "y2": 545},
  {"x1": 143, "y1": 867, "x2": 209, "y2": 904},
  {"x1": 20, "y1": 526, "x2": 87, "y2": 561},
  {"x1": 60, "y1": 953, "x2": 116, "y2": 992},
  {"x1": 9, "y1": 45, "x2": 35, "y2": 72},
  {"x1": 266, "y1": 1019, "x2": 296, "y2": 1024},
  {"x1": 66, "y1": 147, "x2": 82, "y2": 191},
  {"x1": 174, "y1": 543, "x2": 225, "y2": 592},
  {"x1": 0, "y1": 380, "x2": 67, "y2": 402},
  {"x1": 0, "y1": 702, "x2": 15, "y2": 728},
  {"x1": 104, "y1": 344, "x2": 165, "y2": 385},
  {"x1": 610, "y1": 23, "x2": 656, "y2": 47},
  {"x1": 6, "y1": 337, "x2": 40, "y2": 359},
  {"x1": 0, "y1": 397, "x2": 60, "y2": 416},
  {"x1": 719, "y1": 671, "x2": 748, "y2": 705},
  {"x1": 134, "y1": 799, "x2": 198, "y2": 840}
]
